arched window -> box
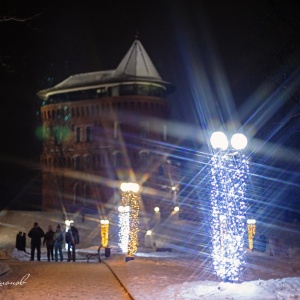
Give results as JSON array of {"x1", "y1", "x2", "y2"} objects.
[
  {"x1": 139, "y1": 151, "x2": 149, "y2": 167},
  {"x1": 73, "y1": 155, "x2": 81, "y2": 170},
  {"x1": 112, "y1": 151, "x2": 123, "y2": 167},
  {"x1": 140, "y1": 122, "x2": 149, "y2": 138},
  {"x1": 73, "y1": 183, "x2": 81, "y2": 205},
  {"x1": 83, "y1": 184, "x2": 93, "y2": 206},
  {"x1": 86, "y1": 126, "x2": 92, "y2": 142},
  {"x1": 83, "y1": 154, "x2": 92, "y2": 169},
  {"x1": 76, "y1": 127, "x2": 82, "y2": 143}
]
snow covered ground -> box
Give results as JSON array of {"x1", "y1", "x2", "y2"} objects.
[{"x1": 1, "y1": 210, "x2": 300, "y2": 299}]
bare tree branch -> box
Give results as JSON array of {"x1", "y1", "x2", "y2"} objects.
[{"x1": 0, "y1": 13, "x2": 42, "y2": 22}]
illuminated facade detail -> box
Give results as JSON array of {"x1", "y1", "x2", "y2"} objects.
[
  {"x1": 210, "y1": 132, "x2": 249, "y2": 282},
  {"x1": 37, "y1": 39, "x2": 178, "y2": 216},
  {"x1": 100, "y1": 219, "x2": 109, "y2": 248},
  {"x1": 120, "y1": 182, "x2": 141, "y2": 256}
]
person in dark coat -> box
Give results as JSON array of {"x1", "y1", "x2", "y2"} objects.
[
  {"x1": 65, "y1": 222, "x2": 79, "y2": 262},
  {"x1": 28, "y1": 222, "x2": 45, "y2": 261},
  {"x1": 54, "y1": 224, "x2": 64, "y2": 262},
  {"x1": 16, "y1": 231, "x2": 22, "y2": 250},
  {"x1": 20, "y1": 232, "x2": 27, "y2": 252},
  {"x1": 43, "y1": 225, "x2": 55, "y2": 261}
]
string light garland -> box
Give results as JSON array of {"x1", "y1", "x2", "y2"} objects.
[
  {"x1": 247, "y1": 219, "x2": 256, "y2": 251},
  {"x1": 120, "y1": 182, "x2": 141, "y2": 257},
  {"x1": 100, "y1": 220, "x2": 109, "y2": 248},
  {"x1": 210, "y1": 132, "x2": 249, "y2": 282},
  {"x1": 118, "y1": 206, "x2": 130, "y2": 253}
]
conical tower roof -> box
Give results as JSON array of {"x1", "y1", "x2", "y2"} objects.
[
  {"x1": 37, "y1": 39, "x2": 174, "y2": 100},
  {"x1": 113, "y1": 39, "x2": 162, "y2": 79}
]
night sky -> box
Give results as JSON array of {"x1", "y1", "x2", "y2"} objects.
[{"x1": 1, "y1": 0, "x2": 299, "y2": 209}]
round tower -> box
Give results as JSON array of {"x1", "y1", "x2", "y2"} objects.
[{"x1": 37, "y1": 39, "x2": 177, "y2": 218}]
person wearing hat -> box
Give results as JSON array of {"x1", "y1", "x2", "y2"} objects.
[
  {"x1": 28, "y1": 222, "x2": 45, "y2": 261},
  {"x1": 43, "y1": 225, "x2": 55, "y2": 261},
  {"x1": 65, "y1": 222, "x2": 80, "y2": 262},
  {"x1": 53, "y1": 224, "x2": 64, "y2": 262}
]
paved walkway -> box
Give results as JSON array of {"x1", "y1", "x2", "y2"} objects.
[{"x1": 1, "y1": 260, "x2": 132, "y2": 300}]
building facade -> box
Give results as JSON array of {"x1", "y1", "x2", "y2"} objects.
[{"x1": 37, "y1": 39, "x2": 179, "y2": 218}]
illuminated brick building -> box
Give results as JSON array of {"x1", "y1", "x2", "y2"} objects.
[{"x1": 37, "y1": 39, "x2": 179, "y2": 218}]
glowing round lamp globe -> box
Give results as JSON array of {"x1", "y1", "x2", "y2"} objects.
[
  {"x1": 154, "y1": 207, "x2": 160, "y2": 212},
  {"x1": 118, "y1": 206, "x2": 125, "y2": 213},
  {"x1": 210, "y1": 131, "x2": 228, "y2": 150},
  {"x1": 124, "y1": 206, "x2": 130, "y2": 212},
  {"x1": 120, "y1": 182, "x2": 128, "y2": 192},
  {"x1": 247, "y1": 219, "x2": 256, "y2": 224},
  {"x1": 174, "y1": 206, "x2": 180, "y2": 212},
  {"x1": 146, "y1": 230, "x2": 152, "y2": 236},
  {"x1": 131, "y1": 183, "x2": 140, "y2": 193},
  {"x1": 231, "y1": 133, "x2": 247, "y2": 150}
]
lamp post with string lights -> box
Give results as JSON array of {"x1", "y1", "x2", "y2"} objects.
[
  {"x1": 209, "y1": 131, "x2": 249, "y2": 282},
  {"x1": 120, "y1": 182, "x2": 141, "y2": 262}
]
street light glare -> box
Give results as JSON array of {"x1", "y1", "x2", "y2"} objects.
[
  {"x1": 210, "y1": 131, "x2": 229, "y2": 150},
  {"x1": 120, "y1": 182, "x2": 140, "y2": 192},
  {"x1": 231, "y1": 133, "x2": 248, "y2": 150}
]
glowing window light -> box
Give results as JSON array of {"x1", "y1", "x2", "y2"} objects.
[
  {"x1": 118, "y1": 206, "x2": 130, "y2": 253},
  {"x1": 210, "y1": 131, "x2": 228, "y2": 150},
  {"x1": 154, "y1": 207, "x2": 160, "y2": 212},
  {"x1": 100, "y1": 220, "x2": 109, "y2": 248},
  {"x1": 231, "y1": 133, "x2": 248, "y2": 150},
  {"x1": 210, "y1": 133, "x2": 249, "y2": 282},
  {"x1": 120, "y1": 182, "x2": 141, "y2": 256}
]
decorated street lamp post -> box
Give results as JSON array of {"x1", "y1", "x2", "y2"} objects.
[
  {"x1": 247, "y1": 219, "x2": 256, "y2": 251},
  {"x1": 120, "y1": 182, "x2": 141, "y2": 262},
  {"x1": 100, "y1": 219, "x2": 111, "y2": 257},
  {"x1": 209, "y1": 131, "x2": 249, "y2": 282},
  {"x1": 118, "y1": 205, "x2": 130, "y2": 253}
]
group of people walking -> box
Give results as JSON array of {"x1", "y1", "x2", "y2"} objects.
[{"x1": 19, "y1": 221, "x2": 80, "y2": 262}]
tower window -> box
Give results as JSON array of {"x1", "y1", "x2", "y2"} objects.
[
  {"x1": 140, "y1": 122, "x2": 149, "y2": 138},
  {"x1": 139, "y1": 151, "x2": 149, "y2": 166},
  {"x1": 113, "y1": 151, "x2": 124, "y2": 167},
  {"x1": 76, "y1": 127, "x2": 82, "y2": 143},
  {"x1": 86, "y1": 126, "x2": 92, "y2": 142},
  {"x1": 83, "y1": 154, "x2": 92, "y2": 169},
  {"x1": 73, "y1": 155, "x2": 81, "y2": 170},
  {"x1": 114, "y1": 122, "x2": 122, "y2": 139}
]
